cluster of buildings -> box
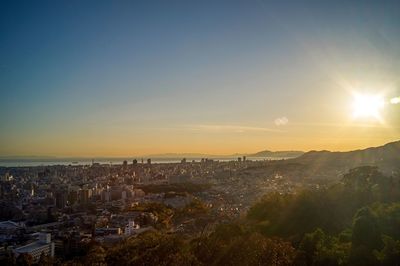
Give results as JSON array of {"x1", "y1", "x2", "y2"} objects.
[{"x1": 0, "y1": 157, "x2": 310, "y2": 262}]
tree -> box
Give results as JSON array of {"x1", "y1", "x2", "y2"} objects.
[
  {"x1": 85, "y1": 245, "x2": 106, "y2": 266},
  {"x1": 106, "y1": 231, "x2": 198, "y2": 266},
  {"x1": 349, "y1": 207, "x2": 381, "y2": 266},
  {"x1": 351, "y1": 207, "x2": 381, "y2": 250},
  {"x1": 296, "y1": 228, "x2": 350, "y2": 266},
  {"x1": 374, "y1": 235, "x2": 400, "y2": 266},
  {"x1": 342, "y1": 166, "x2": 383, "y2": 190},
  {"x1": 38, "y1": 252, "x2": 53, "y2": 266},
  {"x1": 16, "y1": 253, "x2": 33, "y2": 266},
  {"x1": 192, "y1": 224, "x2": 295, "y2": 266},
  {"x1": 216, "y1": 233, "x2": 296, "y2": 266}
]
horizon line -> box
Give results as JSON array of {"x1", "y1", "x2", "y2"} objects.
[{"x1": 0, "y1": 139, "x2": 398, "y2": 159}]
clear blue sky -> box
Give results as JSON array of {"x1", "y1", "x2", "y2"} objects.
[{"x1": 1, "y1": 0, "x2": 399, "y2": 156}]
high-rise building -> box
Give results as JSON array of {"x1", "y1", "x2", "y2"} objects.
[
  {"x1": 68, "y1": 190, "x2": 78, "y2": 205},
  {"x1": 78, "y1": 189, "x2": 90, "y2": 204},
  {"x1": 101, "y1": 189, "x2": 111, "y2": 202},
  {"x1": 55, "y1": 190, "x2": 67, "y2": 209}
]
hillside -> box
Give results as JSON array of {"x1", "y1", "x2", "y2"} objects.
[
  {"x1": 249, "y1": 150, "x2": 304, "y2": 158},
  {"x1": 291, "y1": 140, "x2": 400, "y2": 177}
]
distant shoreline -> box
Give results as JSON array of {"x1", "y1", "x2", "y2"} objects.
[{"x1": 0, "y1": 156, "x2": 292, "y2": 167}]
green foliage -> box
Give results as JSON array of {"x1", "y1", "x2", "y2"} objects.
[
  {"x1": 103, "y1": 224, "x2": 296, "y2": 266},
  {"x1": 247, "y1": 166, "x2": 400, "y2": 239},
  {"x1": 106, "y1": 231, "x2": 198, "y2": 266},
  {"x1": 247, "y1": 190, "x2": 350, "y2": 237},
  {"x1": 247, "y1": 192, "x2": 291, "y2": 223},
  {"x1": 246, "y1": 166, "x2": 400, "y2": 265},
  {"x1": 295, "y1": 228, "x2": 350, "y2": 266},
  {"x1": 371, "y1": 202, "x2": 400, "y2": 241},
  {"x1": 164, "y1": 191, "x2": 187, "y2": 198},
  {"x1": 342, "y1": 166, "x2": 400, "y2": 202},
  {"x1": 338, "y1": 228, "x2": 352, "y2": 243},
  {"x1": 190, "y1": 223, "x2": 296, "y2": 265},
  {"x1": 351, "y1": 207, "x2": 381, "y2": 251},
  {"x1": 215, "y1": 233, "x2": 296, "y2": 266},
  {"x1": 85, "y1": 245, "x2": 106, "y2": 266},
  {"x1": 175, "y1": 198, "x2": 209, "y2": 220},
  {"x1": 343, "y1": 166, "x2": 383, "y2": 190},
  {"x1": 131, "y1": 202, "x2": 174, "y2": 229},
  {"x1": 374, "y1": 235, "x2": 400, "y2": 266},
  {"x1": 351, "y1": 203, "x2": 400, "y2": 266}
]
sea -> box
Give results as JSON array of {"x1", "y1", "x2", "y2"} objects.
[{"x1": 0, "y1": 157, "x2": 286, "y2": 167}]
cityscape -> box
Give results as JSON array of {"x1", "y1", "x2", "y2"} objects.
[
  {"x1": 0, "y1": 155, "x2": 307, "y2": 261},
  {"x1": 1, "y1": 140, "x2": 400, "y2": 265}
]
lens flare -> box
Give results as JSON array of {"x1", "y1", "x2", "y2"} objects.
[{"x1": 390, "y1": 97, "x2": 400, "y2": 104}]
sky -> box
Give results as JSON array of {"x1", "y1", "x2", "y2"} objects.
[{"x1": 1, "y1": 0, "x2": 400, "y2": 157}]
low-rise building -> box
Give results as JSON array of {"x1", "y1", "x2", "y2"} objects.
[
  {"x1": 13, "y1": 233, "x2": 55, "y2": 263},
  {"x1": 124, "y1": 220, "x2": 140, "y2": 236}
]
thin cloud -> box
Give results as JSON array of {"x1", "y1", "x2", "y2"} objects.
[
  {"x1": 274, "y1": 117, "x2": 289, "y2": 126},
  {"x1": 290, "y1": 122, "x2": 399, "y2": 129},
  {"x1": 185, "y1": 124, "x2": 286, "y2": 133}
]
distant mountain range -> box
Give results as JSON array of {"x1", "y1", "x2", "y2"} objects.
[
  {"x1": 145, "y1": 150, "x2": 304, "y2": 159},
  {"x1": 248, "y1": 150, "x2": 304, "y2": 158},
  {"x1": 289, "y1": 140, "x2": 400, "y2": 177}
]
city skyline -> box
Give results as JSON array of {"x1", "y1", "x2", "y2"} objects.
[{"x1": 1, "y1": 0, "x2": 400, "y2": 156}]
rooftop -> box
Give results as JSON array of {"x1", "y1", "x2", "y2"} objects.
[{"x1": 14, "y1": 241, "x2": 50, "y2": 253}]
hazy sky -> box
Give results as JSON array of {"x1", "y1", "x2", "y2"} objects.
[{"x1": 1, "y1": 0, "x2": 400, "y2": 156}]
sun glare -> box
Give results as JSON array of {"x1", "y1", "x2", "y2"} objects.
[
  {"x1": 390, "y1": 97, "x2": 400, "y2": 104},
  {"x1": 352, "y1": 93, "x2": 384, "y2": 120}
]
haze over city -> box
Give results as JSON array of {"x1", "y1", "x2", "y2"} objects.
[{"x1": 1, "y1": 0, "x2": 399, "y2": 157}]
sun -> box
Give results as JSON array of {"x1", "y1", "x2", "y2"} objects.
[{"x1": 352, "y1": 92, "x2": 384, "y2": 120}]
